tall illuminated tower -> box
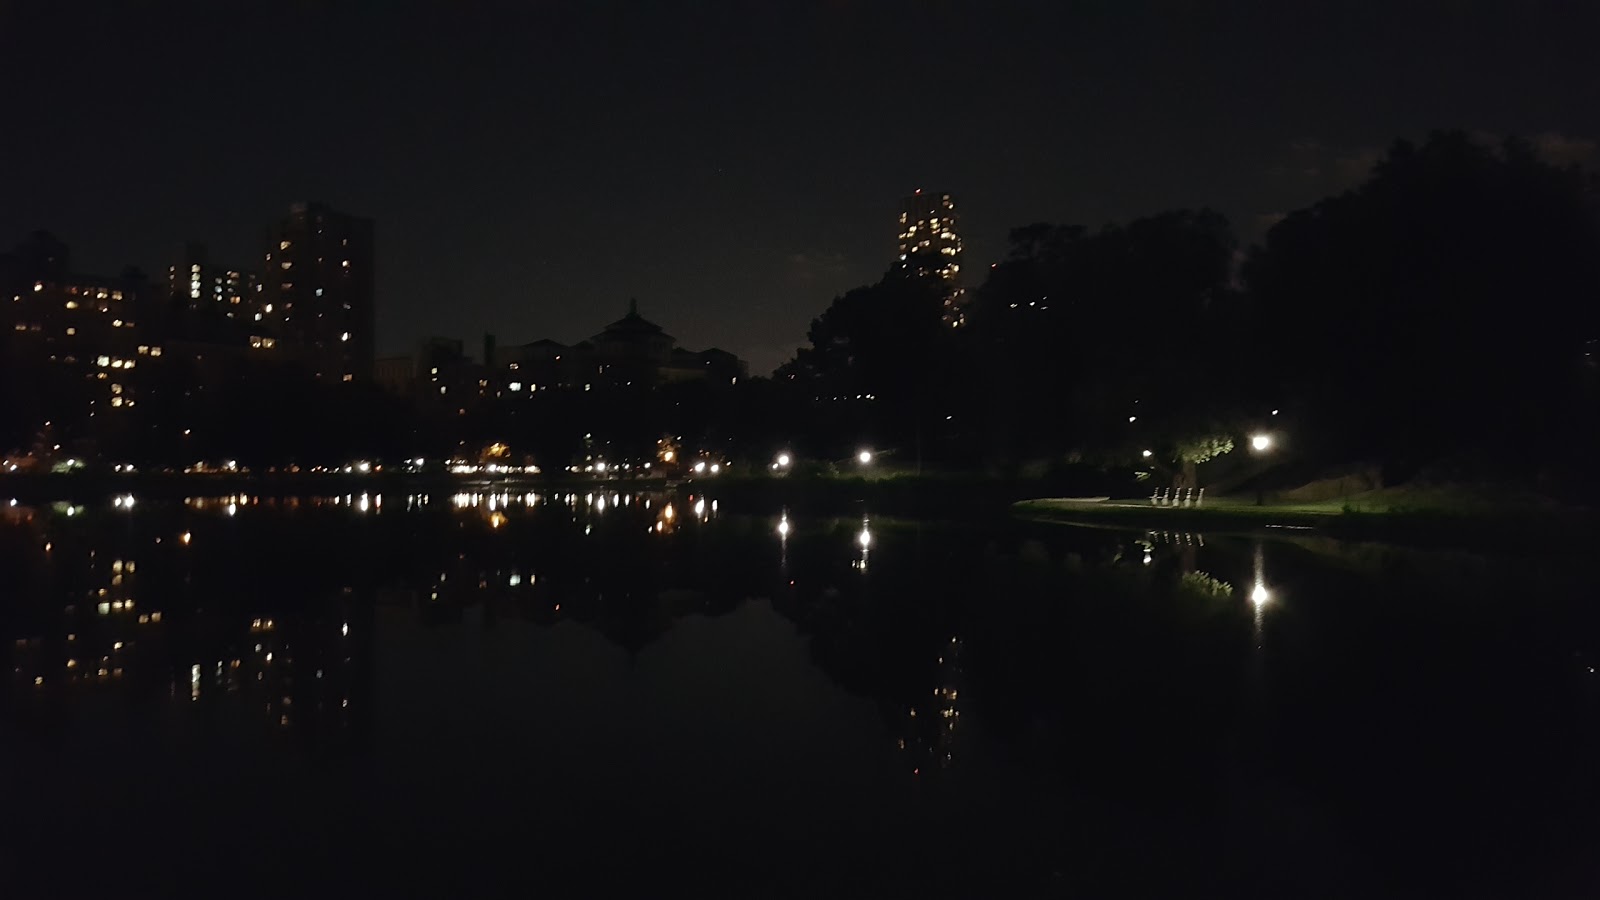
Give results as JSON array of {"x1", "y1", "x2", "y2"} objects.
[
  {"x1": 259, "y1": 202, "x2": 375, "y2": 382},
  {"x1": 897, "y1": 190, "x2": 965, "y2": 326}
]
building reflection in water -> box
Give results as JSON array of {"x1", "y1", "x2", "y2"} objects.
[
  {"x1": 896, "y1": 635, "x2": 964, "y2": 778},
  {"x1": 5, "y1": 498, "x2": 374, "y2": 743},
  {"x1": 5, "y1": 492, "x2": 966, "y2": 779}
]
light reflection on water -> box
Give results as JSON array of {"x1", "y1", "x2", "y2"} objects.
[{"x1": 2, "y1": 494, "x2": 1598, "y2": 896}]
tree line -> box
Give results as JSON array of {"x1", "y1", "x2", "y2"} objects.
[{"x1": 771, "y1": 131, "x2": 1600, "y2": 495}]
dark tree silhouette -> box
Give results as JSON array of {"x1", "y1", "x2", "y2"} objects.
[{"x1": 1244, "y1": 131, "x2": 1600, "y2": 482}]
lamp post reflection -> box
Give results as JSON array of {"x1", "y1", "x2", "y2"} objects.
[
  {"x1": 855, "y1": 516, "x2": 871, "y2": 571},
  {"x1": 776, "y1": 508, "x2": 791, "y2": 578},
  {"x1": 1250, "y1": 540, "x2": 1270, "y2": 650}
]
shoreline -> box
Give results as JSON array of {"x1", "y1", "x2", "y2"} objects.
[{"x1": 1011, "y1": 497, "x2": 1595, "y2": 551}]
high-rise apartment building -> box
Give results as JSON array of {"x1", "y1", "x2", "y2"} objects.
[
  {"x1": 259, "y1": 202, "x2": 375, "y2": 382},
  {"x1": 897, "y1": 190, "x2": 966, "y2": 326},
  {"x1": 168, "y1": 242, "x2": 257, "y2": 321}
]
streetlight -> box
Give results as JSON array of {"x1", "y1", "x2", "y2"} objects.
[
  {"x1": 857, "y1": 450, "x2": 873, "y2": 465},
  {"x1": 1250, "y1": 433, "x2": 1274, "y2": 505},
  {"x1": 773, "y1": 452, "x2": 792, "y2": 470}
]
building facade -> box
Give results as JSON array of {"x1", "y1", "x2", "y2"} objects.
[
  {"x1": 258, "y1": 202, "x2": 375, "y2": 382},
  {"x1": 168, "y1": 241, "x2": 257, "y2": 322},
  {"x1": 492, "y1": 301, "x2": 746, "y2": 391},
  {"x1": 2, "y1": 233, "x2": 160, "y2": 449},
  {"x1": 897, "y1": 190, "x2": 966, "y2": 326}
]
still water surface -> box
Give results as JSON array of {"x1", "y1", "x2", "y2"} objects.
[{"x1": 3, "y1": 491, "x2": 1598, "y2": 897}]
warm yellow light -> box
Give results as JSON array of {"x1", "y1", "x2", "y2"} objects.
[{"x1": 1251, "y1": 434, "x2": 1273, "y2": 452}]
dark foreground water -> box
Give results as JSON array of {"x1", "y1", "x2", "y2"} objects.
[{"x1": 3, "y1": 490, "x2": 1598, "y2": 898}]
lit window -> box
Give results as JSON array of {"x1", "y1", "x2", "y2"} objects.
[
  {"x1": 280, "y1": 261, "x2": 292, "y2": 270},
  {"x1": 341, "y1": 260, "x2": 350, "y2": 268},
  {"x1": 150, "y1": 348, "x2": 161, "y2": 357},
  {"x1": 110, "y1": 397, "x2": 124, "y2": 407},
  {"x1": 264, "y1": 303, "x2": 273, "y2": 313},
  {"x1": 64, "y1": 300, "x2": 79, "y2": 309},
  {"x1": 112, "y1": 319, "x2": 123, "y2": 327},
  {"x1": 97, "y1": 356, "x2": 110, "y2": 367},
  {"x1": 191, "y1": 264, "x2": 201, "y2": 272},
  {"x1": 341, "y1": 332, "x2": 350, "y2": 342},
  {"x1": 280, "y1": 240, "x2": 290, "y2": 250},
  {"x1": 66, "y1": 327, "x2": 76, "y2": 335},
  {"x1": 508, "y1": 382, "x2": 522, "y2": 391},
  {"x1": 315, "y1": 288, "x2": 324, "y2": 297}
]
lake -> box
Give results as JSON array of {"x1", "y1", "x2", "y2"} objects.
[{"x1": 3, "y1": 489, "x2": 1598, "y2": 897}]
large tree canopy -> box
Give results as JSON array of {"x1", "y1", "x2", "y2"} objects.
[
  {"x1": 962, "y1": 209, "x2": 1241, "y2": 464},
  {"x1": 1244, "y1": 131, "x2": 1600, "y2": 475}
]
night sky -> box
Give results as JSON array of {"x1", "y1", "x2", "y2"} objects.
[{"x1": 4, "y1": 1, "x2": 1596, "y2": 373}]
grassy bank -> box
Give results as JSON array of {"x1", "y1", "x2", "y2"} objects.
[{"x1": 1013, "y1": 487, "x2": 1593, "y2": 550}]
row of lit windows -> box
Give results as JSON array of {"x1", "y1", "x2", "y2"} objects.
[{"x1": 34, "y1": 283, "x2": 125, "y2": 301}]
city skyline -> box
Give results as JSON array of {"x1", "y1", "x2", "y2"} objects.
[{"x1": 5, "y1": 1, "x2": 1597, "y2": 374}]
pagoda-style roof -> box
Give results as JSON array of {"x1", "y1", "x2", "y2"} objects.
[{"x1": 596, "y1": 298, "x2": 672, "y2": 341}]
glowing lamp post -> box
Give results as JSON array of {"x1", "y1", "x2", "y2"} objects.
[
  {"x1": 857, "y1": 450, "x2": 873, "y2": 466},
  {"x1": 1250, "y1": 433, "x2": 1274, "y2": 505}
]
